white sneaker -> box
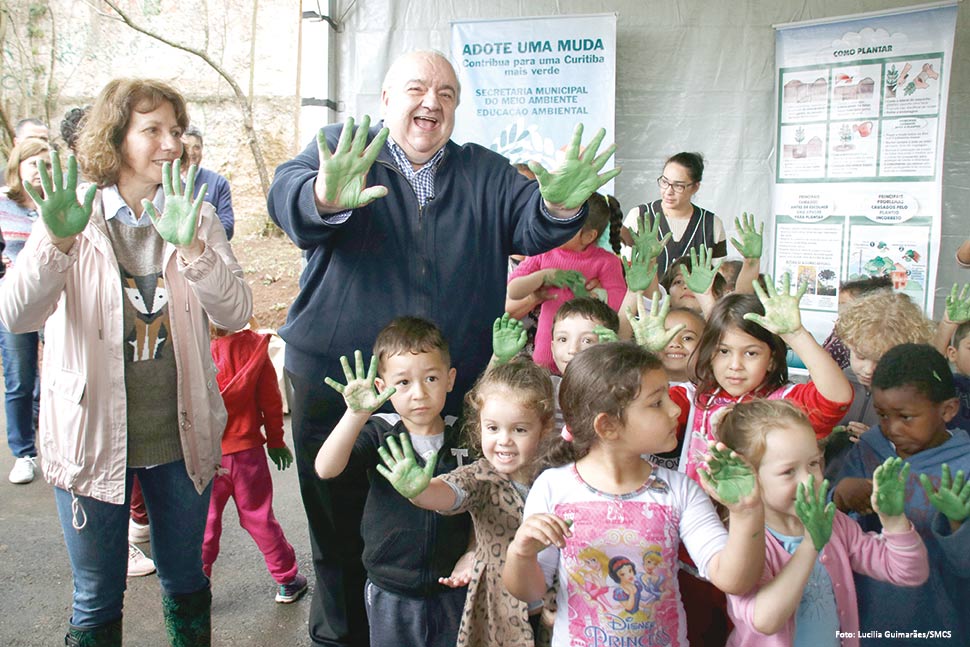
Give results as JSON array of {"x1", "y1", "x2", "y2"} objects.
[
  {"x1": 8, "y1": 456, "x2": 36, "y2": 484},
  {"x1": 127, "y1": 543, "x2": 156, "y2": 577},
  {"x1": 128, "y1": 518, "x2": 151, "y2": 543}
]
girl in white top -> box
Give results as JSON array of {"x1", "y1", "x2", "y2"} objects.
[{"x1": 502, "y1": 342, "x2": 765, "y2": 647}]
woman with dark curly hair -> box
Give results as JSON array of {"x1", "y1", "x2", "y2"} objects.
[{"x1": 0, "y1": 78, "x2": 252, "y2": 646}]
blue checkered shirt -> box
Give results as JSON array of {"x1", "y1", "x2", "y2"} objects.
[{"x1": 386, "y1": 138, "x2": 445, "y2": 207}]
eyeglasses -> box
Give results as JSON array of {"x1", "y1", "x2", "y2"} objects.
[{"x1": 657, "y1": 176, "x2": 695, "y2": 194}]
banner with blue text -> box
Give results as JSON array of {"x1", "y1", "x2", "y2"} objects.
[
  {"x1": 451, "y1": 14, "x2": 616, "y2": 186},
  {"x1": 773, "y1": 3, "x2": 956, "y2": 335}
]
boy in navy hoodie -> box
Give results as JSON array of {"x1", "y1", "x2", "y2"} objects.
[
  {"x1": 315, "y1": 316, "x2": 471, "y2": 647},
  {"x1": 833, "y1": 344, "x2": 970, "y2": 646}
]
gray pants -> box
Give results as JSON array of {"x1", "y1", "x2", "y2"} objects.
[{"x1": 364, "y1": 579, "x2": 467, "y2": 647}]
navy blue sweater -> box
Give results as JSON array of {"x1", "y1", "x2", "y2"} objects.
[{"x1": 268, "y1": 123, "x2": 584, "y2": 411}]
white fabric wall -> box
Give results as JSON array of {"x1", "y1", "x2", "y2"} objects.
[{"x1": 329, "y1": 0, "x2": 969, "y2": 314}]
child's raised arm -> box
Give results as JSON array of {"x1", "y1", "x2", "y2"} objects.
[
  {"x1": 697, "y1": 444, "x2": 766, "y2": 595},
  {"x1": 749, "y1": 475, "x2": 833, "y2": 634},
  {"x1": 376, "y1": 432, "x2": 459, "y2": 511},
  {"x1": 314, "y1": 351, "x2": 396, "y2": 479},
  {"x1": 625, "y1": 291, "x2": 685, "y2": 352},
  {"x1": 746, "y1": 272, "x2": 853, "y2": 405},
  {"x1": 680, "y1": 246, "x2": 722, "y2": 318}
]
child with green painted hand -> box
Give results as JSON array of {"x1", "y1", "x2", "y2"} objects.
[
  {"x1": 719, "y1": 400, "x2": 928, "y2": 647},
  {"x1": 378, "y1": 360, "x2": 556, "y2": 647},
  {"x1": 204, "y1": 323, "x2": 307, "y2": 603},
  {"x1": 832, "y1": 343, "x2": 970, "y2": 643},
  {"x1": 507, "y1": 193, "x2": 626, "y2": 373},
  {"x1": 504, "y1": 343, "x2": 765, "y2": 647},
  {"x1": 314, "y1": 317, "x2": 473, "y2": 647}
]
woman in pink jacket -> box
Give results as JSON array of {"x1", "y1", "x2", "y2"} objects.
[
  {"x1": 0, "y1": 78, "x2": 252, "y2": 646},
  {"x1": 718, "y1": 400, "x2": 929, "y2": 647}
]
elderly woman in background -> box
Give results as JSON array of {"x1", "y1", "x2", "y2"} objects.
[
  {"x1": 0, "y1": 78, "x2": 251, "y2": 646},
  {"x1": 0, "y1": 137, "x2": 48, "y2": 485}
]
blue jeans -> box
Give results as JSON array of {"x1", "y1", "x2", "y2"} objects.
[
  {"x1": 54, "y1": 460, "x2": 212, "y2": 629},
  {"x1": 0, "y1": 323, "x2": 39, "y2": 458}
]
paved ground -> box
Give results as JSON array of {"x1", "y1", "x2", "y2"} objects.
[{"x1": 0, "y1": 413, "x2": 315, "y2": 646}]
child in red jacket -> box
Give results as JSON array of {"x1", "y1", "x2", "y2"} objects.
[{"x1": 204, "y1": 325, "x2": 307, "y2": 603}]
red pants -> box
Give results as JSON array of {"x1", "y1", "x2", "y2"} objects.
[{"x1": 202, "y1": 445, "x2": 298, "y2": 584}]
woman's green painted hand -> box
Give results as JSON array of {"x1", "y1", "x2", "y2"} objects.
[
  {"x1": 143, "y1": 160, "x2": 207, "y2": 247},
  {"x1": 23, "y1": 150, "x2": 96, "y2": 240}
]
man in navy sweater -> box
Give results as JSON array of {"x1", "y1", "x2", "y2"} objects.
[
  {"x1": 183, "y1": 126, "x2": 235, "y2": 239},
  {"x1": 267, "y1": 49, "x2": 619, "y2": 647}
]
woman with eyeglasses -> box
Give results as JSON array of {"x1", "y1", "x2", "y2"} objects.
[{"x1": 621, "y1": 152, "x2": 726, "y2": 276}]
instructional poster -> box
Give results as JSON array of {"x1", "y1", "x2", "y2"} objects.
[
  {"x1": 773, "y1": 3, "x2": 956, "y2": 337},
  {"x1": 450, "y1": 14, "x2": 616, "y2": 187}
]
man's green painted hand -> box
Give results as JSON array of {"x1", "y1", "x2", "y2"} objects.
[
  {"x1": 528, "y1": 123, "x2": 621, "y2": 210},
  {"x1": 744, "y1": 272, "x2": 808, "y2": 335},
  {"x1": 316, "y1": 115, "x2": 389, "y2": 210},
  {"x1": 699, "y1": 443, "x2": 758, "y2": 507},
  {"x1": 626, "y1": 247, "x2": 658, "y2": 293},
  {"x1": 625, "y1": 292, "x2": 686, "y2": 352},
  {"x1": 730, "y1": 212, "x2": 764, "y2": 259},
  {"x1": 142, "y1": 160, "x2": 207, "y2": 247},
  {"x1": 493, "y1": 313, "x2": 526, "y2": 364},
  {"x1": 324, "y1": 350, "x2": 396, "y2": 413},
  {"x1": 795, "y1": 475, "x2": 836, "y2": 551},
  {"x1": 919, "y1": 463, "x2": 970, "y2": 523},
  {"x1": 872, "y1": 456, "x2": 910, "y2": 517},
  {"x1": 945, "y1": 283, "x2": 970, "y2": 323},
  {"x1": 630, "y1": 211, "x2": 671, "y2": 263},
  {"x1": 267, "y1": 446, "x2": 294, "y2": 471},
  {"x1": 23, "y1": 150, "x2": 96, "y2": 240},
  {"x1": 544, "y1": 269, "x2": 589, "y2": 297},
  {"x1": 679, "y1": 246, "x2": 723, "y2": 295},
  {"x1": 592, "y1": 325, "x2": 618, "y2": 343},
  {"x1": 376, "y1": 432, "x2": 437, "y2": 499}
]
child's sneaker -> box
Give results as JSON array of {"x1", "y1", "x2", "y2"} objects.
[
  {"x1": 275, "y1": 573, "x2": 308, "y2": 603},
  {"x1": 127, "y1": 543, "x2": 156, "y2": 577},
  {"x1": 128, "y1": 518, "x2": 151, "y2": 543}
]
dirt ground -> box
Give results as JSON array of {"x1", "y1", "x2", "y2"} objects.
[{"x1": 231, "y1": 217, "x2": 303, "y2": 331}]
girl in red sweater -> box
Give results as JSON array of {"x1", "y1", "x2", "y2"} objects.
[{"x1": 205, "y1": 323, "x2": 307, "y2": 603}]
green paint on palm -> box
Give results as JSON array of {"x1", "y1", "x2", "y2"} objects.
[
  {"x1": 23, "y1": 150, "x2": 96, "y2": 239},
  {"x1": 729, "y1": 211, "x2": 764, "y2": 259},
  {"x1": 680, "y1": 246, "x2": 723, "y2": 295},
  {"x1": 701, "y1": 445, "x2": 756, "y2": 505},
  {"x1": 744, "y1": 272, "x2": 808, "y2": 335},
  {"x1": 318, "y1": 115, "x2": 390, "y2": 209},
  {"x1": 795, "y1": 475, "x2": 836, "y2": 551},
  {"x1": 528, "y1": 123, "x2": 620, "y2": 210},
  {"x1": 545, "y1": 269, "x2": 588, "y2": 297},
  {"x1": 919, "y1": 463, "x2": 970, "y2": 523},
  {"x1": 324, "y1": 350, "x2": 396, "y2": 413},
  {"x1": 873, "y1": 456, "x2": 909, "y2": 517},
  {"x1": 493, "y1": 313, "x2": 526, "y2": 364},
  {"x1": 946, "y1": 283, "x2": 970, "y2": 323},
  {"x1": 143, "y1": 160, "x2": 206, "y2": 247},
  {"x1": 626, "y1": 292, "x2": 685, "y2": 352},
  {"x1": 376, "y1": 432, "x2": 437, "y2": 499}
]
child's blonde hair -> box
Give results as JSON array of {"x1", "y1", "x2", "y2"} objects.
[
  {"x1": 835, "y1": 291, "x2": 934, "y2": 358},
  {"x1": 717, "y1": 400, "x2": 812, "y2": 469},
  {"x1": 463, "y1": 359, "x2": 555, "y2": 460}
]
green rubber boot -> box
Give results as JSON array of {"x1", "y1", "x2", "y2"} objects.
[
  {"x1": 64, "y1": 618, "x2": 123, "y2": 646},
  {"x1": 161, "y1": 587, "x2": 211, "y2": 647}
]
